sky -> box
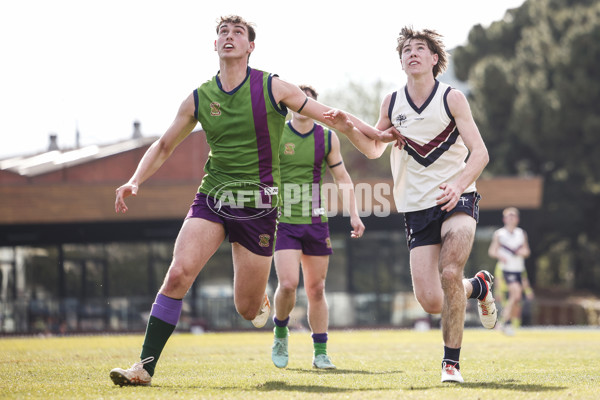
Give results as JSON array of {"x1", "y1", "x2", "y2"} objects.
[{"x1": 0, "y1": 0, "x2": 526, "y2": 159}]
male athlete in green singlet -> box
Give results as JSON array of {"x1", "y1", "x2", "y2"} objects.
[
  {"x1": 271, "y1": 85, "x2": 363, "y2": 370},
  {"x1": 110, "y1": 15, "x2": 395, "y2": 386}
]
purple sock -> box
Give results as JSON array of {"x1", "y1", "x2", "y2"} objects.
[
  {"x1": 312, "y1": 332, "x2": 328, "y2": 343},
  {"x1": 273, "y1": 316, "x2": 290, "y2": 327},
  {"x1": 150, "y1": 293, "x2": 182, "y2": 326}
]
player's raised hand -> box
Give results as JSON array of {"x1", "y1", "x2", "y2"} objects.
[
  {"x1": 437, "y1": 182, "x2": 461, "y2": 211},
  {"x1": 323, "y1": 109, "x2": 355, "y2": 132},
  {"x1": 115, "y1": 182, "x2": 138, "y2": 213},
  {"x1": 384, "y1": 126, "x2": 406, "y2": 147}
]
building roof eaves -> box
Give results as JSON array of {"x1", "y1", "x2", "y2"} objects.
[{"x1": 0, "y1": 137, "x2": 158, "y2": 177}]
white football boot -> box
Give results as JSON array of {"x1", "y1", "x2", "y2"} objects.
[{"x1": 110, "y1": 356, "x2": 154, "y2": 386}]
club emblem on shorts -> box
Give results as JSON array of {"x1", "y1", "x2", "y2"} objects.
[
  {"x1": 284, "y1": 143, "x2": 295, "y2": 155},
  {"x1": 210, "y1": 102, "x2": 221, "y2": 116},
  {"x1": 326, "y1": 237, "x2": 332, "y2": 248},
  {"x1": 258, "y1": 234, "x2": 271, "y2": 248}
]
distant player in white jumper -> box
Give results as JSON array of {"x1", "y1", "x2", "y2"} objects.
[
  {"x1": 488, "y1": 207, "x2": 533, "y2": 336},
  {"x1": 325, "y1": 26, "x2": 496, "y2": 384}
]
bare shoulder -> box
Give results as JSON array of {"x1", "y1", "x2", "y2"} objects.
[
  {"x1": 329, "y1": 129, "x2": 341, "y2": 145},
  {"x1": 447, "y1": 87, "x2": 468, "y2": 103},
  {"x1": 270, "y1": 76, "x2": 299, "y2": 105},
  {"x1": 375, "y1": 92, "x2": 396, "y2": 130},
  {"x1": 446, "y1": 88, "x2": 471, "y2": 117},
  {"x1": 384, "y1": 91, "x2": 395, "y2": 102},
  {"x1": 181, "y1": 92, "x2": 196, "y2": 111},
  {"x1": 381, "y1": 92, "x2": 394, "y2": 108}
]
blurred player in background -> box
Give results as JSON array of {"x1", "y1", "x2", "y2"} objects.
[
  {"x1": 325, "y1": 26, "x2": 495, "y2": 383},
  {"x1": 488, "y1": 207, "x2": 533, "y2": 336},
  {"x1": 271, "y1": 85, "x2": 364, "y2": 370}
]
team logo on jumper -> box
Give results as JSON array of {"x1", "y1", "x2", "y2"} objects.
[
  {"x1": 258, "y1": 234, "x2": 271, "y2": 248},
  {"x1": 210, "y1": 102, "x2": 221, "y2": 116},
  {"x1": 206, "y1": 180, "x2": 279, "y2": 220},
  {"x1": 283, "y1": 143, "x2": 295, "y2": 155},
  {"x1": 395, "y1": 113, "x2": 407, "y2": 127}
]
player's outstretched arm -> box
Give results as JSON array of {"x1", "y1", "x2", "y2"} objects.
[
  {"x1": 115, "y1": 94, "x2": 198, "y2": 213},
  {"x1": 273, "y1": 78, "x2": 397, "y2": 159},
  {"x1": 323, "y1": 93, "x2": 401, "y2": 159}
]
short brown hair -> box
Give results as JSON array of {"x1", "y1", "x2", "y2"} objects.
[
  {"x1": 216, "y1": 15, "x2": 256, "y2": 42},
  {"x1": 396, "y1": 26, "x2": 448, "y2": 78},
  {"x1": 503, "y1": 207, "x2": 520, "y2": 217},
  {"x1": 299, "y1": 85, "x2": 318, "y2": 100}
]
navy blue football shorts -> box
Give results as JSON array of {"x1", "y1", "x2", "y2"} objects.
[
  {"x1": 503, "y1": 271, "x2": 523, "y2": 285},
  {"x1": 404, "y1": 192, "x2": 481, "y2": 250}
]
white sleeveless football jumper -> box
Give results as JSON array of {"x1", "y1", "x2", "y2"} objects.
[
  {"x1": 388, "y1": 80, "x2": 477, "y2": 213},
  {"x1": 496, "y1": 227, "x2": 527, "y2": 273}
]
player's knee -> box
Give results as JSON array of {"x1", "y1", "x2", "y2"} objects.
[
  {"x1": 420, "y1": 300, "x2": 442, "y2": 314},
  {"x1": 238, "y1": 309, "x2": 255, "y2": 321},
  {"x1": 440, "y1": 266, "x2": 462, "y2": 288},
  {"x1": 161, "y1": 262, "x2": 193, "y2": 292},
  {"x1": 305, "y1": 281, "x2": 325, "y2": 301},
  {"x1": 415, "y1": 293, "x2": 442, "y2": 314},
  {"x1": 236, "y1": 302, "x2": 259, "y2": 321},
  {"x1": 513, "y1": 296, "x2": 522, "y2": 306},
  {"x1": 278, "y1": 279, "x2": 299, "y2": 294}
]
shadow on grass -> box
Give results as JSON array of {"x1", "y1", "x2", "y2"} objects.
[
  {"x1": 286, "y1": 368, "x2": 404, "y2": 375},
  {"x1": 465, "y1": 381, "x2": 567, "y2": 392},
  {"x1": 255, "y1": 380, "x2": 392, "y2": 393},
  {"x1": 253, "y1": 369, "x2": 405, "y2": 393},
  {"x1": 407, "y1": 380, "x2": 567, "y2": 392},
  {"x1": 142, "y1": 380, "x2": 566, "y2": 394}
]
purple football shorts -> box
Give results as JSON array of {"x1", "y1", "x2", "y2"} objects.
[
  {"x1": 275, "y1": 222, "x2": 333, "y2": 256},
  {"x1": 186, "y1": 192, "x2": 278, "y2": 257}
]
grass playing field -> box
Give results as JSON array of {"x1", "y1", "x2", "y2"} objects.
[{"x1": 1, "y1": 327, "x2": 598, "y2": 399}]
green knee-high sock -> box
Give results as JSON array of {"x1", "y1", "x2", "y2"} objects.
[
  {"x1": 313, "y1": 342, "x2": 327, "y2": 356},
  {"x1": 274, "y1": 326, "x2": 289, "y2": 338},
  {"x1": 273, "y1": 317, "x2": 289, "y2": 338},
  {"x1": 312, "y1": 333, "x2": 328, "y2": 356},
  {"x1": 140, "y1": 316, "x2": 176, "y2": 376}
]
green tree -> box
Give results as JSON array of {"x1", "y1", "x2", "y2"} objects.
[
  {"x1": 453, "y1": 0, "x2": 600, "y2": 292},
  {"x1": 322, "y1": 79, "x2": 395, "y2": 179}
]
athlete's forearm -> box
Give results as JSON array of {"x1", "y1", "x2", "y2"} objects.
[
  {"x1": 128, "y1": 139, "x2": 173, "y2": 186},
  {"x1": 455, "y1": 146, "x2": 489, "y2": 193}
]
